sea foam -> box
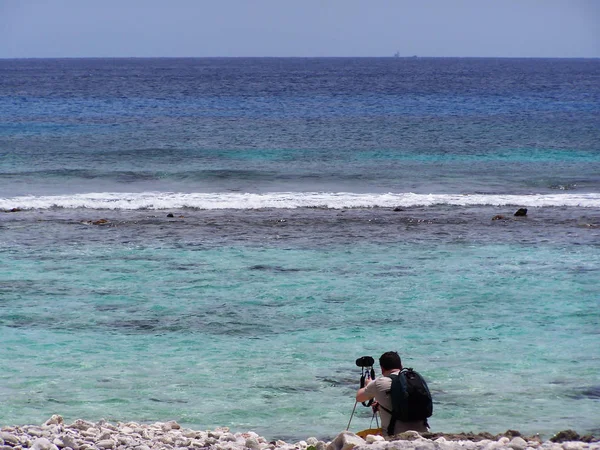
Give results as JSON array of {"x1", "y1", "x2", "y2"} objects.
[{"x1": 2, "y1": 192, "x2": 600, "y2": 211}]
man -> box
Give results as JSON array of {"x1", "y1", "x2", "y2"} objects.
[{"x1": 355, "y1": 351, "x2": 429, "y2": 436}]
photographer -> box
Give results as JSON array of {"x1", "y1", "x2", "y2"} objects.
[{"x1": 355, "y1": 351, "x2": 430, "y2": 436}]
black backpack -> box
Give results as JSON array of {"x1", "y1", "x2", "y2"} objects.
[{"x1": 381, "y1": 368, "x2": 433, "y2": 435}]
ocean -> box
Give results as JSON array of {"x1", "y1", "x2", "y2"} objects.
[{"x1": 0, "y1": 57, "x2": 599, "y2": 442}]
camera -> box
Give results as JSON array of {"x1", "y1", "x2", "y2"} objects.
[
  {"x1": 355, "y1": 356, "x2": 374, "y2": 368},
  {"x1": 355, "y1": 355, "x2": 375, "y2": 407}
]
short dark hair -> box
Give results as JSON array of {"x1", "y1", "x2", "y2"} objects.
[{"x1": 379, "y1": 351, "x2": 402, "y2": 371}]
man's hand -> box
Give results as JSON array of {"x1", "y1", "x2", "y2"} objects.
[
  {"x1": 356, "y1": 376, "x2": 374, "y2": 403},
  {"x1": 371, "y1": 401, "x2": 379, "y2": 414}
]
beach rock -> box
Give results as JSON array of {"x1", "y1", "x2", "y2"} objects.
[
  {"x1": 0, "y1": 446, "x2": 13, "y2": 450},
  {"x1": 67, "y1": 421, "x2": 95, "y2": 432},
  {"x1": 509, "y1": 437, "x2": 528, "y2": 450},
  {"x1": 391, "y1": 431, "x2": 422, "y2": 441},
  {"x1": 562, "y1": 444, "x2": 585, "y2": 450},
  {"x1": 95, "y1": 439, "x2": 115, "y2": 449},
  {"x1": 45, "y1": 416, "x2": 64, "y2": 426},
  {"x1": 492, "y1": 215, "x2": 506, "y2": 221},
  {"x1": 326, "y1": 432, "x2": 365, "y2": 450},
  {"x1": 167, "y1": 213, "x2": 174, "y2": 218},
  {"x1": 245, "y1": 437, "x2": 262, "y2": 450},
  {"x1": 1, "y1": 433, "x2": 20, "y2": 446},
  {"x1": 133, "y1": 445, "x2": 150, "y2": 450},
  {"x1": 161, "y1": 421, "x2": 180, "y2": 431},
  {"x1": 551, "y1": 431, "x2": 580, "y2": 443},
  {"x1": 31, "y1": 438, "x2": 54, "y2": 450},
  {"x1": 60, "y1": 435, "x2": 79, "y2": 450},
  {"x1": 365, "y1": 434, "x2": 385, "y2": 444},
  {"x1": 514, "y1": 208, "x2": 527, "y2": 217}
]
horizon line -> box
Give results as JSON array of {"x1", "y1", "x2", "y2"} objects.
[{"x1": 1, "y1": 55, "x2": 599, "y2": 60}]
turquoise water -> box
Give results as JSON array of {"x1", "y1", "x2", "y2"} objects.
[{"x1": 2, "y1": 231, "x2": 599, "y2": 440}]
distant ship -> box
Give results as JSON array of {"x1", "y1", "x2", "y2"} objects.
[{"x1": 393, "y1": 52, "x2": 418, "y2": 58}]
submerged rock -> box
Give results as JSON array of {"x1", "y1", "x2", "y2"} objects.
[
  {"x1": 550, "y1": 430, "x2": 580, "y2": 443},
  {"x1": 514, "y1": 208, "x2": 528, "y2": 217}
]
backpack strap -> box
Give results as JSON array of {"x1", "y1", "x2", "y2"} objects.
[{"x1": 381, "y1": 373, "x2": 402, "y2": 436}]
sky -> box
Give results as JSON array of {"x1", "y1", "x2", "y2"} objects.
[{"x1": 1, "y1": 0, "x2": 599, "y2": 58}]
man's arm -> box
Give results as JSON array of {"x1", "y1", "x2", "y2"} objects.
[{"x1": 355, "y1": 377, "x2": 373, "y2": 403}]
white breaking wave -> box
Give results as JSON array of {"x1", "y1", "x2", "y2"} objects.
[{"x1": 2, "y1": 192, "x2": 600, "y2": 210}]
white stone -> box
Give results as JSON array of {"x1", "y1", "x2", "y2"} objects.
[
  {"x1": 307, "y1": 438, "x2": 319, "y2": 446},
  {"x1": 26, "y1": 427, "x2": 44, "y2": 438},
  {"x1": 67, "y1": 421, "x2": 95, "y2": 432},
  {"x1": 159, "y1": 435, "x2": 174, "y2": 445},
  {"x1": 52, "y1": 438, "x2": 64, "y2": 448},
  {"x1": 365, "y1": 434, "x2": 385, "y2": 444},
  {"x1": 509, "y1": 437, "x2": 529, "y2": 450},
  {"x1": 482, "y1": 442, "x2": 503, "y2": 450},
  {"x1": 455, "y1": 441, "x2": 478, "y2": 450},
  {"x1": 326, "y1": 431, "x2": 365, "y2": 450},
  {"x1": 162, "y1": 421, "x2": 181, "y2": 432},
  {"x1": 413, "y1": 441, "x2": 435, "y2": 450},
  {"x1": 0, "y1": 433, "x2": 19, "y2": 446},
  {"x1": 32, "y1": 438, "x2": 53, "y2": 450},
  {"x1": 246, "y1": 437, "x2": 262, "y2": 450},
  {"x1": 45, "y1": 416, "x2": 64, "y2": 426},
  {"x1": 134, "y1": 445, "x2": 151, "y2": 450},
  {"x1": 562, "y1": 443, "x2": 584, "y2": 450},
  {"x1": 0, "y1": 445, "x2": 13, "y2": 450},
  {"x1": 96, "y1": 440, "x2": 115, "y2": 450},
  {"x1": 220, "y1": 433, "x2": 237, "y2": 442},
  {"x1": 499, "y1": 438, "x2": 511, "y2": 445},
  {"x1": 61, "y1": 435, "x2": 79, "y2": 450},
  {"x1": 98, "y1": 432, "x2": 112, "y2": 441}
]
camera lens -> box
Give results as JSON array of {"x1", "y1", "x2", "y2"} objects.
[{"x1": 355, "y1": 356, "x2": 374, "y2": 367}]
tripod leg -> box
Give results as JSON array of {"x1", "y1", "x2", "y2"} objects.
[{"x1": 346, "y1": 401, "x2": 358, "y2": 431}]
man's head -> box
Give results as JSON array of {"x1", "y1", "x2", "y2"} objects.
[{"x1": 379, "y1": 351, "x2": 402, "y2": 372}]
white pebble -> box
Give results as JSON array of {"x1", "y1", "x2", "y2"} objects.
[
  {"x1": 562, "y1": 443, "x2": 584, "y2": 450},
  {"x1": 510, "y1": 437, "x2": 529, "y2": 450},
  {"x1": 95, "y1": 439, "x2": 115, "y2": 450},
  {"x1": 365, "y1": 435, "x2": 385, "y2": 444},
  {"x1": 31, "y1": 438, "x2": 53, "y2": 450},
  {"x1": 246, "y1": 437, "x2": 262, "y2": 450},
  {"x1": 0, "y1": 433, "x2": 19, "y2": 446},
  {"x1": 45, "y1": 416, "x2": 64, "y2": 426}
]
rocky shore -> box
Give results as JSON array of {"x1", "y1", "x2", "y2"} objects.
[{"x1": 1, "y1": 416, "x2": 597, "y2": 450}]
